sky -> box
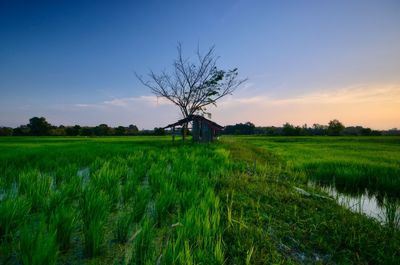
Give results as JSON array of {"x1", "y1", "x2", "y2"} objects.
[{"x1": 0, "y1": 0, "x2": 399, "y2": 129}]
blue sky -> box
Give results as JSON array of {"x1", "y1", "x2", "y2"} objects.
[{"x1": 1, "y1": 0, "x2": 399, "y2": 129}]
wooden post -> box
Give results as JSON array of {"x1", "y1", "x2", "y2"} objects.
[
  {"x1": 182, "y1": 123, "x2": 186, "y2": 142},
  {"x1": 172, "y1": 126, "x2": 175, "y2": 144}
]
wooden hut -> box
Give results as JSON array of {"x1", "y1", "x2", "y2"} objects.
[{"x1": 164, "y1": 115, "x2": 223, "y2": 142}]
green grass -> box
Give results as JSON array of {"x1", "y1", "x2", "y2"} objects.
[
  {"x1": 19, "y1": 216, "x2": 58, "y2": 265},
  {"x1": 219, "y1": 137, "x2": 400, "y2": 264},
  {"x1": 0, "y1": 136, "x2": 399, "y2": 264},
  {"x1": 0, "y1": 137, "x2": 225, "y2": 264},
  {"x1": 236, "y1": 136, "x2": 400, "y2": 195}
]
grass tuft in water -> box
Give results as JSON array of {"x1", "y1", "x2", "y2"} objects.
[
  {"x1": 0, "y1": 195, "x2": 31, "y2": 241},
  {"x1": 19, "y1": 216, "x2": 58, "y2": 265},
  {"x1": 114, "y1": 208, "x2": 132, "y2": 243},
  {"x1": 80, "y1": 185, "x2": 109, "y2": 257},
  {"x1": 50, "y1": 205, "x2": 77, "y2": 250},
  {"x1": 131, "y1": 218, "x2": 155, "y2": 265}
]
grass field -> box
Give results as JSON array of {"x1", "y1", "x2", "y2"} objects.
[
  {"x1": 236, "y1": 136, "x2": 400, "y2": 196},
  {"x1": 0, "y1": 136, "x2": 399, "y2": 264}
]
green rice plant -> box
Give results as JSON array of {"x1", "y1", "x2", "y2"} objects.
[
  {"x1": 155, "y1": 181, "x2": 177, "y2": 226},
  {"x1": 46, "y1": 190, "x2": 65, "y2": 217},
  {"x1": 132, "y1": 186, "x2": 150, "y2": 223},
  {"x1": 54, "y1": 163, "x2": 78, "y2": 187},
  {"x1": 131, "y1": 218, "x2": 155, "y2": 265},
  {"x1": 18, "y1": 170, "x2": 52, "y2": 212},
  {"x1": 127, "y1": 152, "x2": 149, "y2": 182},
  {"x1": 178, "y1": 240, "x2": 194, "y2": 265},
  {"x1": 19, "y1": 217, "x2": 58, "y2": 265},
  {"x1": 147, "y1": 164, "x2": 165, "y2": 196},
  {"x1": 61, "y1": 174, "x2": 82, "y2": 201},
  {"x1": 0, "y1": 195, "x2": 31, "y2": 241},
  {"x1": 169, "y1": 189, "x2": 223, "y2": 264},
  {"x1": 121, "y1": 175, "x2": 140, "y2": 204},
  {"x1": 178, "y1": 190, "x2": 199, "y2": 213},
  {"x1": 91, "y1": 161, "x2": 122, "y2": 207},
  {"x1": 245, "y1": 246, "x2": 254, "y2": 265},
  {"x1": 50, "y1": 205, "x2": 77, "y2": 250},
  {"x1": 80, "y1": 185, "x2": 110, "y2": 256},
  {"x1": 213, "y1": 236, "x2": 225, "y2": 264},
  {"x1": 114, "y1": 209, "x2": 132, "y2": 243},
  {"x1": 84, "y1": 220, "x2": 106, "y2": 257},
  {"x1": 383, "y1": 198, "x2": 400, "y2": 229}
]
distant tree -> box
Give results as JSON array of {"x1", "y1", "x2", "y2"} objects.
[
  {"x1": 80, "y1": 127, "x2": 94, "y2": 136},
  {"x1": 327, "y1": 119, "x2": 345, "y2": 136},
  {"x1": 115, "y1": 126, "x2": 127, "y2": 136},
  {"x1": 343, "y1": 126, "x2": 362, "y2": 136},
  {"x1": 0, "y1": 127, "x2": 13, "y2": 136},
  {"x1": 312, "y1": 123, "x2": 327, "y2": 135},
  {"x1": 370, "y1": 130, "x2": 382, "y2": 136},
  {"x1": 282, "y1": 123, "x2": 296, "y2": 136},
  {"x1": 94, "y1": 124, "x2": 112, "y2": 136},
  {"x1": 27, "y1": 117, "x2": 51, "y2": 136},
  {"x1": 49, "y1": 125, "x2": 66, "y2": 136},
  {"x1": 223, "y1": 122, "x2": 255, "y2": 135},
  {"x1": 361, "y1": 127, "x2": 372, "y2": 136},
  {"x1": 13, "y1": 125, "x2": 30, "y2": 136},
  {"x1": 126, "y1": 125, "x2": 139, "y2": 135},
  {"x1": 264, "y1": 126, "x2": 280, "y2": 136},
  {"x1": 136, "y1": 44, "x2": 246, "y2": 140},
  {"x1": 154, "y1": 127, "x2": 166, "y2": 136},
  {"x1": 65, "y1": 125, "x2": 81, "y2": 136}
]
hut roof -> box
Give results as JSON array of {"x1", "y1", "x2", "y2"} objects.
[{"x1": 164, "y1": 115, "x2": 224, "y2": 131}]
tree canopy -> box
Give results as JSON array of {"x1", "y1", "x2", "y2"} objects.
[{"x1": 136, "y1": 44, "x2": 246, "y2": 119}]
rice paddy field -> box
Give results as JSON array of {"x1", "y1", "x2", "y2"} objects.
[{"x1": 0, "y1": 136, "x2": 399, "y2": 264}]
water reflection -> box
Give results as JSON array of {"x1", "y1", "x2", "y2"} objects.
[{"x1": 308, "y1": 181, "x2": 400, "y2": 228}]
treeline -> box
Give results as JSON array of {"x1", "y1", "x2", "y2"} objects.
[
  {"x1": 2, "y1": 117, "x2": 399, "y2": 137},
  {"x1": 0, "y1": 117, "x2": 166, "y2": 136},
  {"x1": 223, "y1": 120, "x2": 400, "y2": 136}
]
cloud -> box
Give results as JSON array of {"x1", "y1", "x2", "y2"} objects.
[
  {"x1": 75, "y1": 95, "x2": 172, "y2": 109},
  {"x1": 211, "y1": 84, "x2": 400, "y2": 129}
]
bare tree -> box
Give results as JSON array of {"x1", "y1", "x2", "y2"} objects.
[{"x1": 136, "y1": 44, "x2": 246, "y2": 120}]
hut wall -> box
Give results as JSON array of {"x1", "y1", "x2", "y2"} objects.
[
  {"x1": 192, "y1": 119, "x2": 200, "y2": 141},
  {"x1": 201, "y1": 123, "x2": 212, "y2": 142}
]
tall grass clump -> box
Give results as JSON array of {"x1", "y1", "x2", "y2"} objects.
[
  {"x1": 132, "y1": 186, "x2": 150, "y2": 223},
  {"x1": 80, "y1": 185, "x2": 110, "y2": 256},
  {"x1": 383, "y1": 198, "x2": 400, "y2": 229},
  {"x1": 127, "y1": 152, "x2": 149, "y2": 182},
  {"x1": 155, "y1": 181, "x2": 177, "y2": 226},
  {"x1": 163, "y1": 189, "x2": 224, "y2": 264},
  {"x1": 121, "y1": 175, "x2": 140, "y2": 204},
  {"x1": 50, "y1": 205, "x2": 77, "y2": 250},
  {"x1": 114, "y1": 209, "x2": 132, "y2": 243},
  {"x1": 54, "y1": 163, "x2": 78, "y2": 187},
  {"x1": 61, "y1": 174, "x2": 83, "y2": 201},
  {"x1": 19, "y1": 217, "x2": 58, "y2": 265},
  {"x1": 131, "y1": 218, "x2": 155, "y2": 265},
  {"x1": 18, "y1": 170, "x2": 52, "y2": 212},
  {"x1": 91, "y1": 161, "x2": 123, "y2": 207},
  {"x1": 0, "y1": 195, "x2": 31, "y2": 241}
]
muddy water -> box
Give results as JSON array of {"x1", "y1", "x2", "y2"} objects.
[{"x1": 309, "y1": 181, "x2": 400, "y2": 228}]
